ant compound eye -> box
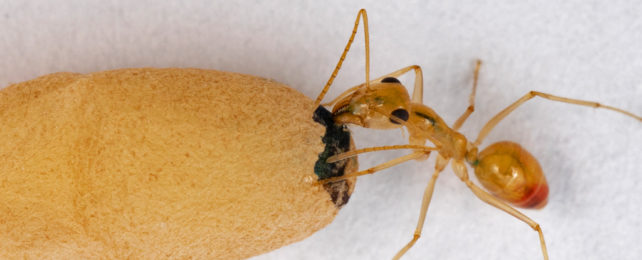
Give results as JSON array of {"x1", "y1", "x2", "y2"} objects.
[
  {"x1": 389, "y1": 109, "x2": 409, "y2": 124},
  {"x1": 381, "y1": 77, "x2": 400, "y2": 83}
]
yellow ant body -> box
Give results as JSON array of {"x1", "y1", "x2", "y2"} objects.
[
  {"x1": 2, "y1": 5, "x2": 640, "y2": 259},
  {"x1": 314, "y1": 9, "x2": 641, "y2": 260}
]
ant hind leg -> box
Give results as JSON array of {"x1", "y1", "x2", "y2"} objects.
[
  {"x1": 450, "y1": 159, "x2": 549, "y2": 260},
  {"x1": 474, "y1": 90, "x2": 642, "y2": 146}
]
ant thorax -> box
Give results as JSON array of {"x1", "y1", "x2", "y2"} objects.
[{"x1": 407, "y1": 103, "x2": 468, "y2": 160}]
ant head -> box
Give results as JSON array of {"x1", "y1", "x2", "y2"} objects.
[{"x1": 332, "y1": 77, "x2": 412, "y2": 129}]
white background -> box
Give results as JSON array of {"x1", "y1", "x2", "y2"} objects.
[{"x1": 1, "y1": 1, "x2": 641, "y2": 259}]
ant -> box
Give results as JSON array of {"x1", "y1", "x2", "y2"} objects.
[{"x1": 313, "y1": 9, "x2": 641, "y2": 260}]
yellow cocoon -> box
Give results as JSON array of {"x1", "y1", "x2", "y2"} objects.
[{"x1": 0, "y1": 68, "x2": 355, "y2": 259}]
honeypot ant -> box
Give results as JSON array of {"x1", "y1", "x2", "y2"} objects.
[{"x1": 313, "y1": 9, "x2": 642, "y2": 260}]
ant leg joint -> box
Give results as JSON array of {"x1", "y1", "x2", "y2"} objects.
[{"x1": 534, "y1": 223, "x2": 542, "y2": 232}]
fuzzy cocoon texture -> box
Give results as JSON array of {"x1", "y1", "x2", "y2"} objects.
[{"x1": 0, "y1": 68, "x2": 343, "y2": 259}]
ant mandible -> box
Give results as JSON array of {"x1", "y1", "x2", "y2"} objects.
[{"x1": 313, "y1": 9, "x2": 641, "y2": 260}]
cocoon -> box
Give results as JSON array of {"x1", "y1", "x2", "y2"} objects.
[{"x1": 0, "y1": 68, "x2": 356, "y2": 259}]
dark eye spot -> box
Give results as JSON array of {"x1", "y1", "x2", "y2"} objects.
[
  {"x1": 389, "y1": 109, "x2": 409, "y2": 124},
  {"x1": 381, "y1": 77, "x2": 400, "y2": 83}
]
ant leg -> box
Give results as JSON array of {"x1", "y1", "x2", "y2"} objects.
[
  {"x1": 319, "y1": 151, "x2": 427, "y2": 184},
  {"x1": 452, "y1": 60, "x2": 482, "y2": 130},
  {"x1": 322, "y1": 65, "x2": 423, "y2": 107},
  {"x1": 326, "y1": 144, "x2": 438, "y2": 163},
  {"x1": 474, "y1": 91, "x2": 642, "y2": 146},
  {"x1": 450, "y1": 160, "x2": 549, "y2": 260},
  {"x1": 393, "y1": 155, "x2": 448, "y2": 260},
  {"x1": 314, "y1": 9, "x2": 370, "y2": 108}
]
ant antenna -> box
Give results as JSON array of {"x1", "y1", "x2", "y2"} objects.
[{"x1": 313, "y1": 9, "x2": 370, "y2": 110}]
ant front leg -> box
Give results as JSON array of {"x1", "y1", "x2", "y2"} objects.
[
  {"x1": 450, "y1": 160, "x2": 549, "y2": 260},
  {"x1": 319, "y1": 145, "x2": 438, "y2": 184}
]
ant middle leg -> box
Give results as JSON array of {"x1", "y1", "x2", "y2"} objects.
[
  {"x1": 452, "y1": 60, "x2": 482, "y2": 130},
  {"x1": 473, "y1": 91, "x2": 642, "y2": 146},
  {"x1": 393, "y1": 154, "x2": 449, "y2": 260}
]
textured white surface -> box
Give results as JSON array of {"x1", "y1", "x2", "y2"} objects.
[{"x1": 1, "y1": 1, "x2": 641, "y2": 259}]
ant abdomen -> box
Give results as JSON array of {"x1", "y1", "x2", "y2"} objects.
[{"x1": 473, "y1": 141, "x2": 549, "y2": 209}]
